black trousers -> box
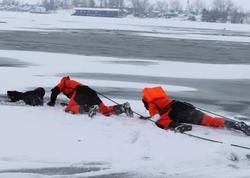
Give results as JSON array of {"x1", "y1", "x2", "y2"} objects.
[
  {"x1": 74, "y1": 85, "x2": 102, "y2": 112},
  {"x1": 168, "y1": 101, "x2": 204, "y2": 125}
]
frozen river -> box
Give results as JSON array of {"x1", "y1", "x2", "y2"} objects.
[{"x1": 1, "y1": 29, "x2": 250, "y2": 118}]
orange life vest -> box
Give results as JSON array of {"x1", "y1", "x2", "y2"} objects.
[
  {"x1": 56, "y1": 76, "x2": 83, "y2": 98},
  {"x1": 142, "y1": 86, "x2": 173, "y2": 117},
  {"x1": 142, "y1": 86, "x2": 168, "y2": 103}
]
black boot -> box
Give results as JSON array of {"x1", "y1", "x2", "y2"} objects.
[
  {"x1": 234, "y1": 122, "x2": 250, "y2": 136},
  {"x1": 113, "y1": 102, "x2": 134, "y2": 118},
  {"x1": 225, "y1": 120, "x2": 250, "y2": 136},
  {"x1": 79, "y1": 104, "x2": 98, "y2": 118},
  {"x1": 123, "y1": 102, "x2": 134, "y2": 118},
  {"x1": 169, "y1": 122, "x2": 192, "y2": 133},
  {"x1": 113, "y1": 104, "x2": 124, "y2": 115},
  {"x1": 88, "y1": 105, "x2": 99, "y2": 118},
  {"x1": 174, "y1": 124, "x2": 192, "y2": 133}
]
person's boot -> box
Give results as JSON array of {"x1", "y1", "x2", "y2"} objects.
[
  {"x1": 173, "y1": 124, "x2": 192, "y2": 133},
  {"x1": 234, "y1": 122, "x2": 250, "y2": 136},
  {"x1": 113, "y1": 102, "x2": 134, "y2": 118},
  {"x1": 123, "y1": 102, "x2": 134, "y2": 118},
  {"x1": 7, "y1": 91, "x2": 23, "y2": 102},
  {"x1": 225, "y1": 120, "x2": 250, "y2": 136},
  {"x1": 88, "y1": 105, "x2": 99, "y2": 118},
  {"x1": 113, "y1": 104, "x2": 125, "y2": 115}
]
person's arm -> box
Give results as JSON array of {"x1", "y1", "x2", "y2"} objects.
[
  {"x1": 47, "y1": 87, "x2": 61, "y2": 106},
  {"x1": 155, "y1": 114, "x2": 174, "y2": 129}
]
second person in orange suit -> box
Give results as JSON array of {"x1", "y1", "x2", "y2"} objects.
[{"x1": 142, "y1": 86, "x2": 250, "y2": 135}]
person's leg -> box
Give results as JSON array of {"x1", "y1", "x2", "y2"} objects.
[
  {"x1": 169, "y1": 106, "x2": 204, "y2": 125},
  {"x1": 201, "y1": 114, "x2": 225, "y2": 127},
  {"x1": 65, "y1": 91, "x2": 80, "y2": 114},
  {"x1": 73, "y1": 86, "x2": 133, "y2": 117},
  {"x1": 201, "y1": 114, "x2": 250, "y2": 136},
  {"x1": 7, "y1": 91, "x2": 24, "y2": 102},
  {"x1": 225, "y1": 120, "x2": 250, "y2": 136},
  {"x1": 76, "y1": 86, "x2": 112, "y2": 116},
  {"x1": 98, "y1": 102, "x2": 133, "y2": 117},
  {"x1": 98, "y1": 102, "x2": 114, "y2": 116},
  {"x1": 73, "y1": 86, "x2": 100, "y2": 114}
]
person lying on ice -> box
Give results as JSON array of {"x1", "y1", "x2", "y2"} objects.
[
  {"x1": 142, "y1": 86, "x2": 250, "y2": 136},
  {"x1": 7, "y1": 87, "x2": 45, "y2": 106},
  {"x1": 47, "y1": 76, "x2": 133, "y2": 118}
]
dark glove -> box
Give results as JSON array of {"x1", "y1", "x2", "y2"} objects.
[
  {"x1": 47, "y1": 101, "x2": 55, "y2": 106},
  {"x1": 173, "y1": 124, "x2": 192, "y2": 133},
  {"x1": 48, "y1": 87, "x2": 60, "y2": 106}
]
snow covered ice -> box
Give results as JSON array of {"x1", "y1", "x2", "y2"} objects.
[{"x1": 0, "y1": 11, "x2": 250, "y2": 178}]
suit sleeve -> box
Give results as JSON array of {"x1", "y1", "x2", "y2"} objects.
[
  {"x1": 56, "y1": 80, "x2": 64, "y2": 91},
  {"x1": 155, "y1": 113, "x2": 180, "y2": 129}
]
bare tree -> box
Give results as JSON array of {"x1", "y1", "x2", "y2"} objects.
[
  {"x1": 212, "y1": 0, "x2": 234, "y2": 22},
  {"x1": 155, "y1": 0, "x2": 168, "y2": 14},
  {"x1": 42, "y1": 0, "x2": 50, "y2": 10},
  {"x1": 230, "y1": 7, "x2": 245, "y2": 23},
  {"x1": 118, "y1": 0, "x2": 125, "y2": 8},
  {"x1": 98, "y1": 0, "x2": 103, "y2": 7},
  {"x1": 130, "y1": 0, "x2": 150, "y2": 17},
  {"x1": 72, "y1": 0, "x2": 90, "y2": 7},
  {"x1": 88, "y1": 0, "x2": 95, "y2": 7},
  {"x1": 191, "y1": 0, "x2": 206, "y2": 14},
  {"x1": 72, "y1": 0, "x2": 80, "y2": 7},
  {"x1": 81, "y1": 0, "x2": 88, "y2": 7},
  {"x1": 212, "y1": 0, "x2": 225, "y2": 11},
  {"x1": 225, "y1": 0, "x2": 234, "y2": 12},
  {"x1": 108, "y1": 0, "x2": 116, "y2": 8},
  {"x1": 169, "y1": 0, "x2": 182, "y2": 12},
  {"x1": 108, "y1": 0, "x2": 124, "y2": 8},
  {"x1": 58, "y1": 0, "x2": 72, "y2": 8},
  {"x1": 98, "y1": 0, "x2": 108, "y2": 8},
  {"x1": 2, "y1": 0, "x2": 19, "y2": 5},
  {"x1": 202, "y1": 0, "x2": 237, "y2": 23},
  {"x1": 212, "y1": 0, "x2": 233, "y2": 12}
]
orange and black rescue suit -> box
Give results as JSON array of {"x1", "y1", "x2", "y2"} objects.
[
  {"x1": 142, "y1": 87, "x2": 225, "y2": 129},
  {"x1": 48, "y1": 77, "x2": 113, "y2": 115}
]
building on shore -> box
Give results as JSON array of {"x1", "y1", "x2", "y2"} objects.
[{"x1": 72, "y1": 7, "x2": 122, "y2": 18}]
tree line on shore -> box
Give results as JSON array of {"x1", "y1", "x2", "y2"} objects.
[{"x1": 1, "y1": 0, "x2": 249, "y2": 24}]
